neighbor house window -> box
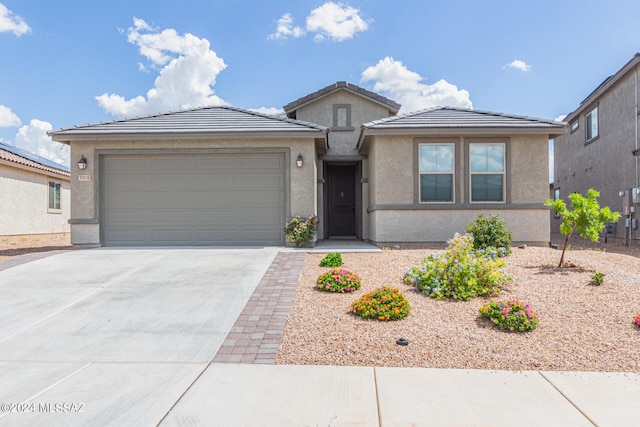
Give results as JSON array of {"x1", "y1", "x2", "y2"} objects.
[
  {"x1": 553, "y1": 188, "x2": 560, "y2": 218},
  {"x1": 48, "y1": 181, "x2": 61, "y2": 211},
  {"x1": 585, "y1": 106, "x2": 598, "y2": 142},
  {"x1": 419, "y1": 143, "x2": 454, "y2": 202},
  {"x1": 470, "y1": 144, "x2": 505, "y2": 202},
  {"x1": 570, "y1": 120, "x2": 579, "y2": 133}
]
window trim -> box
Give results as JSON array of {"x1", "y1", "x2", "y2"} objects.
[
  {"x1": 331, "y1": 104, "x2": 354, "y2": 131},
  {"x1": 468, "y1": 142, "x2": 506, "y2": 204},
  {"x1": 418, "y1": 142, "x2": 455, "y2": 204},
  {"x1": 585, "y1": 105, "x2": 599, "y2": 144},
  {"x1": 48, "y1": 181, "x2": 62, "y2": 213}
]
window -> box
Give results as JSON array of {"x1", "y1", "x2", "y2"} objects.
[
  {"x1": 553, "y1": 188, "x2": 560, "y2": 218},
  {"x1": 470, "y1": 144, "x2": 505, "y2": 202},
  {"x1": 419, "y1": 143, "x2": 454, "y2": 202},
  {"x1": 570, "y1": 120, "x2": 579, "y2": 133},
  {"x1": 48, "y1": 181, "x2": 61, "y2": 211},
  {"x1": 585, "y1": 106, "x2": 598, "y2": 142},
  {"x1": 332, "y1": 104, "x2": 353, "y2": 130}
]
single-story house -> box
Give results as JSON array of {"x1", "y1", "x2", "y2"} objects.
[
  {"x1": 0, "y1": 141, "x2": 70, "y2": 236},
  {"x1": 49, "y1": 82, "x2": 565, "y2": 247}
]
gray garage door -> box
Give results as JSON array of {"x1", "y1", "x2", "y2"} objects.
[{"x1": 101, "y1": 153, "x2": 286, "y2": 246}]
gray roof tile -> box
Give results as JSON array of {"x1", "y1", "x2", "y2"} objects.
[{"x1": 49, "y1": 106, "x2": 327, "y2": 141}]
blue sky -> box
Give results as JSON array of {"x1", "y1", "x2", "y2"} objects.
[{"x1": 1, "y1": 0, "x2": 640, "y2": 173}]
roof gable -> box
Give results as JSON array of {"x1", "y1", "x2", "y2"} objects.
[
  {"x1": 0, "y1": 141, "x2": 70, "y2": 177},
  {"x1": 49, "y1": 105, "x2": 328, "y2": 143},
  {"x1": 283, "y1": 81, "x2": 401, "y2": 115}
]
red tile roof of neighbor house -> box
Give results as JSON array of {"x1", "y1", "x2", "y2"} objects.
[{"x1": 0, "y1": 142, "x2": 70, "y2": 178}]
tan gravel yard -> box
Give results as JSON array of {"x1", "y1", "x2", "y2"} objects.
[{"x1": 275, "y1": 246, "x2": 640, "y2": 372}]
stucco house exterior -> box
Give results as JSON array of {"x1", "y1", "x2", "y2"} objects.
[
  {"x1": 50, "y1": 82, "x2": 564, "y2": 247},
  {"x1": 552, "y1": 53, "x2": 640, "y2": 241},
  {"x1": 0, "y1": 141, "x2": 70, "y2": 236}
]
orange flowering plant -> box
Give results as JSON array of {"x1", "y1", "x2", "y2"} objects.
[
  {"x1": 316, "y1": 268, "x2": 361, "y2": 293},
  {"x1": 633, "y1": 313, "x2": 640, "y2": 327},
  {"x1": 479, "y1": 299, "x2": 538, "y2": 332},
  {"x1": 351, "y1": 286, "x2": 411, "y2": 321}
]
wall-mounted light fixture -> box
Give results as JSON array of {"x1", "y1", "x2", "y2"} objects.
[
  {"x1": 78, "y1": 155, "x2": 88, "y2": 170},
  {"x1": 296, "y1": 153, "x2": 303, "y2": 168}
]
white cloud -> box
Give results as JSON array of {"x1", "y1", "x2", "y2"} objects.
[
  {"x1": 504, "y1": 59, "x2": 531, "y2": 72},
  {"x1": 96, "y1": 18, "x2": 228, "y2": 117},
  {"x1": 0, "y1": 3, "x2": 31, "y2": 36},
  {"x1": 0, "y1": 104, "x2": 21, "y2": 127},
  {"x1": 250, "y1": 107, "x2": 285, "y2": 116},
  {"x1": 361, "y1": 57, "x2": 472, "y2": 112},
  {"x1": 306, "y1": 2, "x2": 369, "y2": 41},
  {"x1": 15, "y1": 119, "x2": 69, "y2": 166},
  {"x1": 268, "y1": 13, "x2": 305, "y2": 40},
  {"x1": 554, "y1": 114, "x2": 567, "y2": 122}
]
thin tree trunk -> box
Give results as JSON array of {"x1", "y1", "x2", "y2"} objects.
[{"x1": 558, "y1": 231, "x2": 573, "y2": 268}]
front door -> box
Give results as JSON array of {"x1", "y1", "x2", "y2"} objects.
[{"x1": 326, "y1": 164, "x2": 356, "y2": 237}]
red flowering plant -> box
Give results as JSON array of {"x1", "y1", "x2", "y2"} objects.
[
  {"x1": 316, "y1": 268, "x2": 361, "y2": 293},
  {"x1": 633, "y1": 313, "x2": 640, "y2": 328},
  {"x1": 479, "y1": 299, "x2": 538, "y2": 332}
]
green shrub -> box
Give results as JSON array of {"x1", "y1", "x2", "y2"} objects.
[
  {"x1": 479, "y1": 299, "x2": 538, "y2": 332},
  {"x1": 316, "y1": 268, "x2": 361, "y2": 293},
  {"x1": 320, "y1": 252, "x2": 343, "y2": 267},
  {"x1": 591, "y1": 269, "x2": 605, "y2": 286},
  {"x1": 465, "y1": 214, "x2": 513, "y2": 255},
  {"x1": 403, "y1": 233, "x2": 513, "y2": 301},
  {"x1": 351, "y1": 286, "x2": 411, "y2": 321}
]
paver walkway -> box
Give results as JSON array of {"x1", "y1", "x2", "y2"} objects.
[{"x1": 212, "y1": 251, "x2": 306, "y2": 364}]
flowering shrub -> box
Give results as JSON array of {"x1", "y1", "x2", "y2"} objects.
[
  {"x1": 479, "y1": 299, "x2": 538, "y2": 332},
  {"x1": 320, "y1": 252, "x2": 343, "y2": 267},
  {"x1": 316, "y1": 268, "x2": 361, "y2": 293},
  {"x1": 351, "y1": 286, "x2": 411, "y2": 321},
  {"x1": 403, "y1": 233, "x2": 513, "y2": 301},
  {"x1": 284, "y1": 214, "x2": 318, "y2": 248},
  {"x1": 466, "y1": 214, "x2": 513, "y2": 255},
  {"x1": 634, "y1": 313, "x2": 640, "y2": 327}
]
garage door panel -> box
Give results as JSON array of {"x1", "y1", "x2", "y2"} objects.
[{"x1": 101, "y1": 153, "x2": 286, "y2": 246}]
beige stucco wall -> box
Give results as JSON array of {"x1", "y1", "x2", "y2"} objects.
[
  {"x1": 364, "y1": 133, "x2": 551, "y2": 245},
  {"x1": 69, "y1": 137, "x2": 318, "y2": 245},
  {"x1": 295, "y1": 91, "x2": 392, "y2": 155},
  {"x1": 0, "y1": 162, "x2": 70, "y2": 235}
]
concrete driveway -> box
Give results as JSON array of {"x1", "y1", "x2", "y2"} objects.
[{"x1": 0, "y1": 247, "x2": 279, "y2": 426}]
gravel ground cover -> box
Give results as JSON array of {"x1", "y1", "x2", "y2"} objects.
[
  {"x1": 0, "y1": 233, "x2": 71, "y2": 261},
  {"x1": 275, "y1": 246, "x2": 640, "y2": 372}
]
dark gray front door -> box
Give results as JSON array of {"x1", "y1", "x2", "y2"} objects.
[{"x1": 326, "y1": 164, "x2": 356, "y2": 237}]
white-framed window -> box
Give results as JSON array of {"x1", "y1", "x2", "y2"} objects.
[
  {"x1": 570, "y1": 120, "x2": 579, "y2": 133},
  {"x1": 470, "y1": 143, "x2": 505, "y2": 202},
  {"x1": 585, "y1": 106, "x2": 598, "y2": 142},
  {"x1": 419, "y1": 143, "x2": 454, "y2": 203},
  {"x1": 48, "y1": 181, "x2": 61, "y2": 212}
]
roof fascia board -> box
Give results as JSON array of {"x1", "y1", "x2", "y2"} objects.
[
  {"x1": 565, "y1": 53, "x2": 640, "y2": 121},
  {"x1": 286, "y1": 86, "x2": 399, "y2": 114}
]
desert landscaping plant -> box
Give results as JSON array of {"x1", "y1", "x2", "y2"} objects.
[
  {"x1": 316, "y1": 268, "x2": 361, "y2": 293},
  {"x1": 465, "y1": 214, "x2": 513, "y2": 255},
  {"x1": 634, "y1": 313, "x2": 640, "y2": 328},
  {"x1": 284, "y1": 214, "x2": 318, "y2": 248},
  {"x1": 479, "y1": 299, "x2": 538, "y2": 332},
  {"x1": 319, "y1": 252, "x2": 343, "y2": 267},
  {"x1": 351, "y1": 286, "x2": 411, "y2": 321},
  {"x1": 591, "y1": 270, "x2": 605, "y2": 286},
  {"x1": 545, "y1": 189, "x2": 620, "y2": 268},
  {"x1": 403, "y1": 233, "x2": 513, "y2": 301}
]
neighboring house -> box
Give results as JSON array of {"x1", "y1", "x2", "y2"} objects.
[
  {"x1": 49, "y1": 82, "x2": 564, "y2": 247},
  {"x1": 0, "y1": 141, "x2": 70, "y2": 236},
  {"x1": 552, "y1": 53, "x2": 640, "y2": 241}
]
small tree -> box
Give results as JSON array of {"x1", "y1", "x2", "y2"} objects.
[{"x1": 545, "y1": 189, "x2": 620, "y2": 267}]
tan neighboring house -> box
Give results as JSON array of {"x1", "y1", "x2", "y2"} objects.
[
  {"x1": 0, "y1": 141, "x2": 70, "y2": 237},
  {"x1": 49, "y1": 82, "x2": 565, "y2": 247}
]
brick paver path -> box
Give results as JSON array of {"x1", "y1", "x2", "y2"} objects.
[{"x1": 212, "y1": 251, "x2": 306, "y2": 364}]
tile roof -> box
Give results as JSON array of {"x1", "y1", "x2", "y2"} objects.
[
  {"x1": 0, "y1": 141, "x2": 70, "y2": 177},
  {"x1": 362, "y1": 106, "x2": 566, "y2": 130},
  {"x1": 283, "y1": 81, "x2": 401, "y2": 114},
  {"x1": 49, "y1": 105, "x2": 328, "y2": 142}
]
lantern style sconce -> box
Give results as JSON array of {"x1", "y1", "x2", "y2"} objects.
[
  {"x1": 296, "y1": 153, "x2": 303, "y2": 168},
  {"x1": 78, "y1": 155, "x2": 88, "y2": 170}
]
